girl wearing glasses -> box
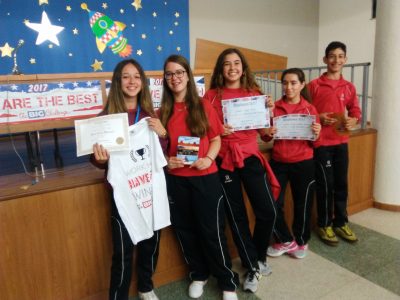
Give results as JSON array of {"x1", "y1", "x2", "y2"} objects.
[
  {"x1": 203, "y1": 48, "x2": 279, "y2": 293},
  {"x1": 91, "y1": 59, "x2": 168, "y2": 300},
  {"x1": 159, "y1": 55, "x2": 239, "y2": 300}
]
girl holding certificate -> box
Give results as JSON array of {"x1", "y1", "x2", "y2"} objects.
[
  {"x1": 159, "y1": 55, "x2": 239, "y2": 300},
  {"x1": 203, "y1": 48, "x2": 279, "y2": 293},
  {"x1": 264, "y1": 68, "x2": 321, "y2": 259},
  {"x1": 91, "y1": 59, "x2": 168, "y2": 300}
]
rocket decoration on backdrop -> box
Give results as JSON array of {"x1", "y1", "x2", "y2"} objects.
[{"x1": 81, "y1": 3, "x2": 132, "y2": 57}]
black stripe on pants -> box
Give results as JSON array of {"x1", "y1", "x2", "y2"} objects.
[
  {"x1": 167, "y1": 172, "x2": 239, "y2": 292},
  {"x1": 109, "y1": 198, "x2": 160, "y2": 300}
]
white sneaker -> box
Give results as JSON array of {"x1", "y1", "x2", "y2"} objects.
[
  {"x1": 188, "y1": 280, "x2": 207, "y2": 298},
  {"x1": 243, "y1": 270, "x2": 262, "y2": 293},
  {"x1": 258, "y1": 260, "x2": 272, "y2": 276},
  {"x1": 222, "y1": 291, "x2": 238, "y2": 300},
  {"x1": 138, "y1": 290, "x2": 159, "y2": 300}
]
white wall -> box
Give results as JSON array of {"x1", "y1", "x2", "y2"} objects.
[
  {"x1": 318, "y1": 0, "x2": 376, "y2": 65},
  {"x1": 189, "y1": 0, "x2": 320, "y2": 69},
  {"x1": 319, "y1": 0, "x2": 376, "y2": 120},
  {"x1": 189, "y1": 0, "x2": 376, "y2": 114},
  {"x1": 189, "y1": 0, "x2": 376, "y2": 70}
]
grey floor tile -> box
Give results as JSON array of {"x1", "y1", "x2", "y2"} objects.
[
  {"x1": 131, "y1": 276, "x2": 260, "y2": 300},
  {"x1": 309, "y1": 222, "x2": 400, "y2": 296},
  {"x1": 350, "y1": 208, "x2": 400, "y2": 240},
  {"x1": 364, "y1": 259, "x2": 400, "y2": 296}
]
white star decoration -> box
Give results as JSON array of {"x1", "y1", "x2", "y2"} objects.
[{"x1": 26, "y1": 11, "x2": 64, "y2": 46}]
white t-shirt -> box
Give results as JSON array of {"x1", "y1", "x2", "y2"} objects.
[{"x1": 108, "y1": 117, "x2": 170, "y2": 244}]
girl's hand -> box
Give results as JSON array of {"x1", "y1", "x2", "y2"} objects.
[
  {"x1": 345, "y1": 117, "x2": 358, "y2": 130},
  {"x1": 266, "y1": 126, "x2": 277, "y2": 138},
  {"x1": 147, "y1": 118, "x2": 168, "y2": 138},
  {"x1": 312, "y1": 122, "x2": 321, "y2": 139},
  {"x1": 266, "y1": 95, "x2": 275, "y2": 109},
  {"x1": 167, "y1": 156, "x2": 185, "y2": 169},
  {"x1": 190, "y1": 156, "x2": 213, "y2": 170},
  {"x1": 222, "y1": 124, "x2": 234, "y2": 136},
  {"x1": 93, "y1": 143, "x2": 109, "y2": 164},
  {"x1": 266, "y1": 95, "x2": 275, "y2": 118},
  {"x1": 320, "y1": 112, "x2": 337, "y2": 126}
]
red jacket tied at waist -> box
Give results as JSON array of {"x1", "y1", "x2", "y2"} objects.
[{"x1": 219, "y1": 136, "x2": 280, "y2": 200}]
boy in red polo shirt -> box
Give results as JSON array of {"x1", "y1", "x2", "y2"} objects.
[{"x1": 308, "y1": 41, "x2": 361, "y2": 246}]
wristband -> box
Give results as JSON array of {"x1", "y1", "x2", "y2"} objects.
[{"x1": 206, "y1": 155, "x2": 214, "y2": 162}]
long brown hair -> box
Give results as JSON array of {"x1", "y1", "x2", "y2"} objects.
[
  {"x1": 159, "y1": 55, "x2": 209, "y2": 137},
  {"x1": 209, "y1": 48, "x2": 261, "y2": 98},
  {"x1": 281, "y1": 68, "x2": 310, "y2": 102},
  {"x1": 104, "y1": 59, "x2": 155, "y2": 116}
]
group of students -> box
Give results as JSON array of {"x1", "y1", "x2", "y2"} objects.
[{"x1": 91, "y1": 40, "x2": 361, "y2": 300}]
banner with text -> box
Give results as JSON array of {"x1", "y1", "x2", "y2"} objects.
[
  {"x1": 0, "y1": 81, "x2": 103, "y2": 124},
  {"x1": 1, "y1": 76, "x2": 205, "y2": 124}
]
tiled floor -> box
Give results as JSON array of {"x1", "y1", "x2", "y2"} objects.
[{"x1": 137, "y1": 208, "x2": 400, "y2": 300}]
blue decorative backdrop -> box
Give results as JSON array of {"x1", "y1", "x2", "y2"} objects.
[{"x1": 0, "y1": 0, "x2": 189, "y2": 75}]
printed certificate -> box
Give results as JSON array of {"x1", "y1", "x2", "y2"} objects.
[
  {"x1": 222, "y1": 95, "x2": 270, "y2": 131},
  {"x1": 75, "y1": 113, "x2": 129, "y2": 157},
  {"x1": 273, "y1": 114, "x2": 316, "y2": 141}
]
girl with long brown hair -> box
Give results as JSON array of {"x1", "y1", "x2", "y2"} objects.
[
  {"x1": 91, "y1": 59, "x2": 168, "y2": 300},
  {"x1": 159, "y1": 55, "x2": 239, "y2": 300},
  {"x1": 203, "y1": 48, "x2": 279, "y2": 293}
]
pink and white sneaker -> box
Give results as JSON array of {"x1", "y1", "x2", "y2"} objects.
[
  {"x1": 267, "y1": 241, "x2": 298, "y2": 257},
  {"x1": 289, "y1": 244, "x2": 308, "y2": 259}
]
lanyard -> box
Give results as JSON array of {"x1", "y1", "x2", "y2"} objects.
[{"x1": 134, "y1": 105, "x2": 141, "y2": 124}]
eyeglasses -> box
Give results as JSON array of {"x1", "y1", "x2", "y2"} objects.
[{"x1": 164, "y1": 70, "x2": 186, "y2": 80}]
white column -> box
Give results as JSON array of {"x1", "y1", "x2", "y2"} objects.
[{"x1": 372, "y1": 0, "x2": 400, "y2": 206}]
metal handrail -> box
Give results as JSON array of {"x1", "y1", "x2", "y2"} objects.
[{"x1": 254, "y1": 62, "x2": 371, "y2": 129}]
